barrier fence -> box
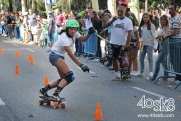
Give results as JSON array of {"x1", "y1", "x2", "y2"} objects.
[{"x1": 154, "y1": 36, "x2": 181, "y2": 89}]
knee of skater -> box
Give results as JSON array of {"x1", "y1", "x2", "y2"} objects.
[{"x1": 64, "y1": 71, "x2": 75, "y2": 84}]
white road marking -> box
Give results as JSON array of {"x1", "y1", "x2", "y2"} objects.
[
  {"x1": 0, "y1": 98, "x2": 5, "y2": 105},
  {"x1": 132, "y1": 87, "x2": 167, "y2": 98},
  {"x1": 13, "y1": 44, "x2": 19, "y2": 46},
  {"x1": 26, "y1": 49, "x2": 35, "y2": 52},
  {"x1": 76, "y1": 67, "x2": 95, "y2": 74}
]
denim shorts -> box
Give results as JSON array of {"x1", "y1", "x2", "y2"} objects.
[
  {"x1": 48, "y1": 33, "x2": 54, "y2": 41},
  {"x1": 130, "y1": 39, "x2": 138, "y2": 50},
  {"x1": 49, "y1": 51, "x2": 64, "y2": 66}
]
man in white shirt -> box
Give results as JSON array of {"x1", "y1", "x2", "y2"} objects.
[
  {"x1": 106, "y1": 5, "x2": 133, "y2": 80},
  {"x1": 165, "y1": 3, "x2": 181, "y2": 84}
]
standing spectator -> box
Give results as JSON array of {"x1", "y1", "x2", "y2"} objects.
[
  {"x1": 84, "y1": 7, "x2": 93, "y2": 31},
  {"x1": 18, "y1": 11, "x2": 22, "y2": 16},
  {"x1": 165, "y1": 3, "x2": 181, "y2": 84},
  {"x1": 90, "y1": 11, "x2": 102, "y2": 61},
  {"x1": 100, "y1": 13, "x2": 113, "y2": 70},
  {"x1": 22, "y1": 12, "x2": 29, "y2": 43},
  {"x1": 71, "y1": 8, "x2": 78, "y2": 18},
  {"x1": 6, "y1": 12, "x2": 11, "y2": 40},
  {"x1": 86, "y1": 1, "x2": 92, "y2": 11},
  {"x1": 28, "y1": 8, "x2": 37, "y2": 44},
  {"x1": 134, "y1": 12, "x2": 156, "y2": 77},
  {"x1": 14, "y1": 12, "x2": 20, "y2": 41},
  {"x1": 129, "y1": 17, "x2": 139, "y2": 75},
  {"x1": 106, "y1": 5, "x2": 133, "y2": 80},
  {"x1": 152, "y1": 8, "x2": 160, "y2": 30},
  {"x1": 149, "y1": 15, "x2": 169, "y2": 81},
  {"x1": 47, "y1": 10, "x2": 56, "y2": 52}
]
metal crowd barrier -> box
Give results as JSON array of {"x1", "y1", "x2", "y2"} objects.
[
  {"x1": 0, "y1": 24, "x2": 2, "y2": 34},
  {"x1": 154, "y1": 36, "x2": 181, "y2": 89},
  {"x1": 79, "y1": 29, "x2": 98, "y2": 62}
]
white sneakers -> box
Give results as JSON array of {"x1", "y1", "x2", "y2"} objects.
[
  {"x1": 92, "y1": 58, "x2": 99, "y2": 62},
  {"x1": 149, "y1": 72, "x2": 153, "y2": 77},
  {"x1": 130, "y1": 71, "x2": 137, "y2": 75},
  {"x1": 134, "y1": 71, "x2": 153, "y2": 77},
  {"x1": 112, "y1": 75, "x2": 121, "y2": 81},
  {"x1": 28, "y1": 41, "x2": 34, "y2": 45},
  {"x1": 134, "y1": 71, "x2": 145, "y2": 76}
]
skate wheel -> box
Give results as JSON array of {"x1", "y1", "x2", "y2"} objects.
[
  {"x1": 46, "y1": 100, "x2": 51, "y2": 105},
  {"x1": 61, "y1": 103, "x2": 65, "y2": 108},
  {"x1": 39, "y1": 100, "x2": 43, "y2": 105}
]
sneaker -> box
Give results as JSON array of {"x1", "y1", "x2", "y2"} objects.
[
  {"x1": 149, "y1": 76, "x2": 156, "y2": 81},
  {"x1": 105, "y1": 63, "x2": 111, "y2": 67},
  {"x1": 7, "y1": 38, "x2": 13, "y2": 41},
  {"x1": 108, "y1": 66, "x2": 114, "y2": 70},
  {"x1": 92, "y1": 58, "x2": 99, "y2": 62},
  {"x1": 134, "y1": 71, "x2": 145, "y2": 76},
  {"x1": 111, "y1": 75, "x2": 121, "y2": 81},
  {"x1": 51, "y1": 93, "x2": 60, "y2": 100},
  {"x1": 149, "y1": 72, "x2": 153, "y2": 77},
  {"x1": 130, "y1": 71, "x2": 135, "y2": 75},
  {"x1": 28, "y1": 41, "x2": 34, "y2": 45},
  {"x1": 39, "y1": 88, "x2": 48, "y2": 97}
]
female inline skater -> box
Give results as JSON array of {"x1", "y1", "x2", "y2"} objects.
[{"x1": 39, "y1": 19, "x2": 95, "y2": 100}]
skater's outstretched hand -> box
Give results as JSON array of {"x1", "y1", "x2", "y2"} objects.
[
  {"x1": 79, "y1": 64, "x2": 90, "y2": 73},
  {"x1": 88, "y1": 27, "x2": 95, "y2": 34}
]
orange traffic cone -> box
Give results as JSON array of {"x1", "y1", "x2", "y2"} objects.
[
  {"x1": 44, "y1": 75, "x2": 50, "y2": 86},
  {"x1": 15, "y1": 64, "x2": 20, "y2": 74},
  {"x1": 28, "y1": 53, "x2": 33, "y2": 60},
  {"x1": 94, "y1": 103, "x2": 103, "y2": 120},
  {"x1": 16, "y1": 50, "x2": 20, "y2": 57},
  {"x1": 1, "y1": 47, "x2": 4, "y2": 54},
  {"x1": 30, "y1": 59, "x2": 34, "y2": 65}
]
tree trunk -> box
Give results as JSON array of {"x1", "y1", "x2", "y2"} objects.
[
  {"x1": 107, "y1": 0, "x2": 117, "y2": 16},
  {"x1": 145, "y1": 0, "x2": 148, "y2": 12},
  {"x1": 32, "y1": 0, "x2": 35, "y2": 10},
  {"x1": 91, "y1": 0, "x2": 99, "y2": 12},
  {"x1": 9, "y1": 0, "x2": 13, "y2": 12},
  {"x1": 45, "y1": 4, "x2": 51, "y2": 19},
  {"x1": 21, "y1": 0, "x2": 27, "y2": 14},
  {"x1": 62, "y1": 0, "x2": 68, "y2": 12},
  {"x1": 132, "y1": 0, "x2": 139, "y2": 21}
]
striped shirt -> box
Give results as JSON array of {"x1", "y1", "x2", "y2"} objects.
[{"x1": 169, "y1": 13, "x2": 181, "y2": 35}]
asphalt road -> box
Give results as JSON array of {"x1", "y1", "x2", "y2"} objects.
[{"x1": 0, "y1": 36, "x2": 181, "y2": 121}]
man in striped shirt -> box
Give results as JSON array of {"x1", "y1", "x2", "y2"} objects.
[{"x1": 165, "y1": 3, "x2": 181, "y2": 84}]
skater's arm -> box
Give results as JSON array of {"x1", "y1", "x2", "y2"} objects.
[
  {"x1": 78, "y1": 34, "x2": 91, "y2": 42},
  {"x1": 64, "y1": 46, "x2": 82, "y2": 66}
]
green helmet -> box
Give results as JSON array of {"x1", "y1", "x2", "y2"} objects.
[{"x1": 66, "y1": 19, "x2": 79, "y2": 28}]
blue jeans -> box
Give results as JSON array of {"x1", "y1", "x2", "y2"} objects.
[
  {"x1": 14, "y1": 25, "x2": 20, "y2": 39},
  {"x1": 139, "y1": 45, "x2": 153, "y2": 73},
  {"x1": 153, "y1": 50, "x2": 166, "y2": 77}
]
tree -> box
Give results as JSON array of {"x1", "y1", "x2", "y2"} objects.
[
  {"x1": 107, "y1": 0, "x2": 116, "y2": 15},
  {"x1": 21, "y1": 0, "x2": 27, "y2": 13},
  {"x1": 91, "y1": 0, "x2": 99, "y2": 12}
]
